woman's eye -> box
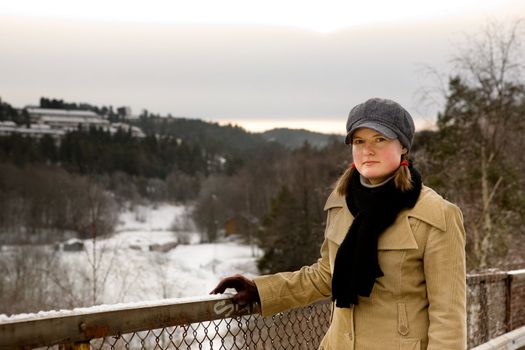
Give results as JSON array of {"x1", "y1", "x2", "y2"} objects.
[
  {"x1": 376, "y1": 137, "x2": 386, "y2": 142},
  {"x1": 352, "y1": 139, "x2": 363, "y2": 145}
]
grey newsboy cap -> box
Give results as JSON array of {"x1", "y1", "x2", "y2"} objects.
[{"x1": 345, "y1": 97, "x2": 415, "y2": 150}]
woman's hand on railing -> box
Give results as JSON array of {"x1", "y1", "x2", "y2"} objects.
[{"x1": 210, "y1": 274, "x2": 261, "y2": 306}]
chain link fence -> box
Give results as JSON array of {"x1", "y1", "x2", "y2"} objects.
[
  {"x1": 88, "y1": 303, "x2": 330, "y2": 350},
  {"x1": 30, "y1": 300, "x2": 330, "y2": 350}
]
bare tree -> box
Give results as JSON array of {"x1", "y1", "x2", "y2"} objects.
[
  {"x1": 420, "y1": 20, "x2": 525, "y2": 269},
  {"x1": 0, "y1": 246, "x2": 78, "y2": 315},
  {"x1": 79, "y1": 180, "x2": 119, "y2": 305}
]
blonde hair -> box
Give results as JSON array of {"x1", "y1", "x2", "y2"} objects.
[{"x1": 336, "y1": 155, "x2": 413, "y2": 196}]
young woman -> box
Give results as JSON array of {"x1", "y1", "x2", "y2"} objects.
[{"x1": 211, "y1": 98, "x2": 467, "y2": 350}]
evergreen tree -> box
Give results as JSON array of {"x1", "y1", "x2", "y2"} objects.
[
  {"x1": 257, "y1": 185, "x2": 324, "y2": 274},
  {"x1": 0, "y1": 99, "x2": 18, "y2": 122}
]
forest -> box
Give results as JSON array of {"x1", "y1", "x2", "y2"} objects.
[{"x1": 1, "y1": 20, "x2": 524, "y2": 286}]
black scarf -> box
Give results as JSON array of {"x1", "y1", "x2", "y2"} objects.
[{"x1": 331, "y1": 164, "x2": 422, "y2": 308}]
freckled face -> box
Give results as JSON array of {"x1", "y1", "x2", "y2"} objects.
[{"x1": 351, "y1": 128, "x2": 406, "y2": 184}]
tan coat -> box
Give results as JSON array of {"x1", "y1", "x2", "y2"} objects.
[{"x1": 254, "y1": 186, "x2": 467, "y2": 350}]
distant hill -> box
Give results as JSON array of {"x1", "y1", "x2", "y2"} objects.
[
  {"x1": 260, "y1": 128, "x2": 343, "y2": 149},
  {"x1": 132, "y1": 116, "x2": 275, "y2": 157},
  {"x1": 133, "y1": 117, "x2": 343, "y2": 152}
]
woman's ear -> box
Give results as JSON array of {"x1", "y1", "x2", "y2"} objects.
[{"x1": 401, "y1": 148, "x2": 408, "y2": 155}]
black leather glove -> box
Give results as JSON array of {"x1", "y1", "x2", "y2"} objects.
[{"x1": 210, "y1": 274, "x2": 261, "y2": 305}]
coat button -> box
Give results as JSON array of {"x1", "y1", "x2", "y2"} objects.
[{"x1": 399, "y1": 325, "x2": 409, "y2": 335}]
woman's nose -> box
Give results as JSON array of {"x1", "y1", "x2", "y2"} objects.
[{"x1": 363, "y1": 142, "x2": 375, "y2": 154}]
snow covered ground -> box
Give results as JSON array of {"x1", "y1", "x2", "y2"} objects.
[
  {"x1": 80, "y1": 203, "x2": 260, "y2": 304},
  {"x1": 1, "y1": 203, "x2": 261, "y2": 316}
]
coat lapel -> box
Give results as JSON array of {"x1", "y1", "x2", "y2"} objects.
[
  {"x1": 323, "y1": 190, "x2": 352, "y2": 245},
  {"x1": 377, "y1": 212, "x2": 418, "y2": 250}
]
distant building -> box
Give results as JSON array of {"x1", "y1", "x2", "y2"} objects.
[
  {"x1": 0, "y1": 107, "x2": 145, "y2": 140},
  {"x1": 110, "y1": 122, "x2": 146, "y2": 138},
  {"x1": 0, "y1": 120, "x2": 64, "y2": 139},
  {"x1": 0, "y1": 121, "x2": 17, "y2": 136},
  {"x1": 26, "y1": 108, "x2": 109, "y2": 131},
  {"x1": 16, "y1": 124, "x2": 65, "y2": 140},
  {"x1": 61, "y1": 239, "x2": 85, "y2": 252},
  {"x1": 224, "y1": 216, "x2": 251, "y2": 236}
]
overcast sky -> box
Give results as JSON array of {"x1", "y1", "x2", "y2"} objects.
[{"x1": 1, "y1": 0, "x2": 524, "y2": 133}]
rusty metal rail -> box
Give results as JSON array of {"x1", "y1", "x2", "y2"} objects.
[
  {"x1": 0, "y1": 295, "x2": 258, "y2": 349},
  {"x1": 0, "y1": 295, "x2": 331, "y2": 349}
]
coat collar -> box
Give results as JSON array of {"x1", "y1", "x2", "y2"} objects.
[{"x1": 323, "y1": 185, "x2": 446, "y2": 249}]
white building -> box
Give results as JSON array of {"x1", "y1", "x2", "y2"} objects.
[
  {"x1": 0, "y1": 108, "x2": 145, "y2": 140},
  {"x1": 26, "y1": 108, "x2": 109, "y2": 131},
  {"x1": 0, "y1": 120, "x2": 65, "y2": 139},
  {"x1": 0, "y1": 121, "x2": 17, "y2": 136},
  {"x1": 110, "y1": 122, "x2": 146, "y2": 138}
]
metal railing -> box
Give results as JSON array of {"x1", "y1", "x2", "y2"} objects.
[
  {"x1": 0, "y1": 295, "x2": 331, "y2": 350},
  {"x1": 471, "y1": 325, "x2": 525, "y2": 350},
  {"x1": 467, "y1": 269, "x2": 525, "y2": 347},
  {"x1": 1, "y1": 269, "x2": 525, "y2": 349}
]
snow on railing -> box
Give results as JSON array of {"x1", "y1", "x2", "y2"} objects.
[{"x1": 0, "y1": 294, "x2": 331, "y2": 349}]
